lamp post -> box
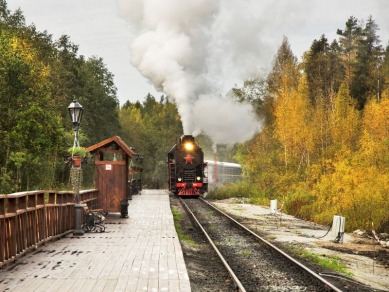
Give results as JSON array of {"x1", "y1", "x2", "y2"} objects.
[{"x1": 68, "y1": 98, "x2": 84, "y2": 236}]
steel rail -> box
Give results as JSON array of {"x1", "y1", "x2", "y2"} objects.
[
  {"x1": 200, "y1": 197, "x2": 344, "y2": 292},
  {"x1": 179, "y1": 198, "x2": 246, "y2": 292}
]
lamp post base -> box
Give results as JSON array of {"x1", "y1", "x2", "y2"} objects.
[{"x1": 73, "y1": 203, "x2": 84, "y2": 236}]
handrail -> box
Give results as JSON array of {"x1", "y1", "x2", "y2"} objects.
[{"x1": 0, "y1": 189, "x2": 98, "y2": 269}]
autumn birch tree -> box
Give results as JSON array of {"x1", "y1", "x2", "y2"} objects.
[{"x1": 329, "y1": 83, "x2": 360, "y2": 152}]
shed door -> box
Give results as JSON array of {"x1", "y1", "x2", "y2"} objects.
[{"x1": 96, "y1": 162, "x2": 127, "y2": 212}]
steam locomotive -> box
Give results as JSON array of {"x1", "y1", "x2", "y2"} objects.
[{"x1": 167, "y1": 135, "x2": 208, "y2": 197}]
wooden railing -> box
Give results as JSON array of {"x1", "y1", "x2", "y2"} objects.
[{"x1": 0, "y1": 189, "x2": 98, "y2": 269}]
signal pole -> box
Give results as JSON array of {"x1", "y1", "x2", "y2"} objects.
[{"x1": 213, "y1": 144, "x2": 218, "y2": 183}]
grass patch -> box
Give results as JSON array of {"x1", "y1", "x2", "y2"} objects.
[
  {"x1": 171, "y1": 207, "x2": 199, "y2": 249},
  {"x1": 199, "y1": 210, "x2": 214, "y2": 217},
  {"x1": 240, "y1": 249, "x2": 252, "y2": 256},
  {"x1": 298, "y1": 250, "x2": 351, "y2": 275},
  {"x1": 208, "y1": 224, "x2": 216, "y2": 232},
  {"x1": 224, "y1": 237, "x2": 237, "y2": 245},
  {"x1": 172, "y1": 206, "x2": 182, "y2": 222},
  {"x1": 248, "y1": 196, "x2": 270, "y2": 206}
]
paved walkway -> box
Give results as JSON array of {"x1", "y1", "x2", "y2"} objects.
[{"x1": 0, "y1": 190, "x2": 191, "y2": 292}]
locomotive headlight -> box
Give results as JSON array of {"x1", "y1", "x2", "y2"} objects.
[
  {"x1": 184, "y1": 142, "x2": 194, "y2": 151},
  {"x1": 178, "y1": 177, "x2": 182, "y2": 182},
  {"x1": 197, "y1": 176, "x2": 201, "y2": 181}
]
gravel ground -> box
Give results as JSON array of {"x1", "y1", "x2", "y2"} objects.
[
  {"x1": 210, "y1": 197, "x2": 389, "y2": 291},
  {"x1": 184, "y1": 198, "x2": 339, "y2": 291},
  {"x1": 171, "y1": 195, "x2": 389, "y2": 291},
  {"x1": 170, "y1": 196, "x2": 237, "y2": 291}
]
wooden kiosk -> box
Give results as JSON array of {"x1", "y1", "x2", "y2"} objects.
[{"x1": 87, "y1": 136, "x2": 141, "y2": 217}]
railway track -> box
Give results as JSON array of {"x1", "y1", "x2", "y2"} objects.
[{"x1": 179, "y1": 197, "x2": 378, "y2": 292}]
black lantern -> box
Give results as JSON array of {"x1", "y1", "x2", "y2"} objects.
[
  {"x1": 68, "y1": 98, "x2": 84, "y2": 130},
  {"x1": 68, "y1": 97, "x2": 85, "y2": 236},
  {"x1": 68, "y1": 98, "x2": 84, "y2": 148}
]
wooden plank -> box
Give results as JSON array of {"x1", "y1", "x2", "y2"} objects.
[
  {"x1": 168, "y1": 279, "x2": 181, "y2": 292},
  {"x1": 94, "y1": 161, "x2": 126, "y2": 165},
  {"x1": 102, "y1": 279, "x2": 118, "y2": 292},
  {"x1": 135, "y1": 278, "x2": 148, "y2": 292},
  {"x1": 107, "y1": 257, "x2": 125, "y2": 279},
  {"x1": 41, "y1": 279, "x2": 77, "y2": 292},
  {"x1": 159, "y1": 279, "x2": 170, "y2": 292},
  {"x1": 0, "y1": 277, "x2": 20, "y2": 291},
  {"x1": 99, "y1": 255, "x2": 117, "y2": 279},
  {"x1": 89, "y1": 260, "x2": 107, "y2": 279},
  {"x1": 67, "y1": 278, "x2": 87, "y2": 291},
  {"x1": 8, "y1": 278, "x2": 43, "y2": 292},
  {"x1": 79, "y1": 279, "x2": 98, "y2": 291},
  {"x1": 148, "y1": 279, "x2": 159, "y2": 291},
  {"x1": 125, "y1": 277, "x2": 138, "y2": 292},
  {"x1": 91, "y1": 278, "x2": 108, "y2": 292}
]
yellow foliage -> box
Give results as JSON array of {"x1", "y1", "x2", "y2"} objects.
[
  {"x1": 7, "y1": 35, "x2": 50, "y2": 91},
  {"x1": 313, "y1": 154, "x2": 389, "y2": 231},
  {"x1": 274, "y1": 75, "x2": 314, "y2": 170},
  {"x1": 359, "y1": 95, "x2": 389, "y2": 166},
  {"x1": 329, "y1": 83, "x2": 360, "y2": 151},
  {"x1": 40, "y1": 65, "x2": 51, "y2": 78},
  {"x1": 11, "y1": 36, "x2": 36, "y2": 62}
]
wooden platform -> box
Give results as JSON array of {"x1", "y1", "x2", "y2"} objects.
[{"x1": 0, "y1": 190, "x2": 191, "y2": 292}]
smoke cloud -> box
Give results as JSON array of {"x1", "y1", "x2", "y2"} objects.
[{"x1": 116, "y1": 0, "x2": 282, "y2": 144}]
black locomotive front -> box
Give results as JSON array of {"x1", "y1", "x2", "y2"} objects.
[{"x1": 167, "y1": 135, "x2": 208, "y2": 197}]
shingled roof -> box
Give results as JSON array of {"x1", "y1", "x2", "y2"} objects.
[{"x1": 86, "y1": 136, "x2": 137, "y2": 158}]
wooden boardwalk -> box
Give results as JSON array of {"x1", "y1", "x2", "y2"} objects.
[{"x1": 0, "y1": 190, "x2": 191, "y2": 292}]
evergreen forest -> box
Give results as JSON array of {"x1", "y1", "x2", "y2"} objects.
[{"x1": 0, "y1": 1, "x2": 388, "y2": 232}]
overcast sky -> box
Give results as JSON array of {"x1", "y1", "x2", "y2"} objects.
[{"x1": 7, "y1": 0, "x2": 389, "y2": 106}]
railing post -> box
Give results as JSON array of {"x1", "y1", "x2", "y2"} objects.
[
  {"x1": 27, "y1": 192, "x2": 37, "y2": 248},
  {"x1": 57, "y1": 192, "x2": 63, "y2": 234},
  {"x1": 36, "y1": 192, "x2": 45, "y2": 245},
  {"x1": 46, "y1": 192, "x2": 56, "y2": 239},
  {"x1": 7, "y1": 196, "x2": 17, "y2": 261},
  {"x1": 17, "y1": 195, "x2": 27, "y2": 254},
  {"x1": 0, "y1": 195, "x2": 5, "y2": 267},
  {"x1": 65, "y1": 192, "x2": 73, "y2": 231}
]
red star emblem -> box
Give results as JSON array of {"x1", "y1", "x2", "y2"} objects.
[{"x1": 184, "y1": 154, "x2": 194, "y2": 164}]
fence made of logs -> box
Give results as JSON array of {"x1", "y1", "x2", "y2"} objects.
[{"x1": 0, "y1": 189, "x2": 98, "y2": 269}]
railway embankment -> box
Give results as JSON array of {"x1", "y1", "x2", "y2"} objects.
[{"x1": 211, "y1": 197, "x2": 389, "y2": 291}]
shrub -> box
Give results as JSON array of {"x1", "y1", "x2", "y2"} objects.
[{"x1": 207, "y1": 181, "x2": 269, "y2": 205}]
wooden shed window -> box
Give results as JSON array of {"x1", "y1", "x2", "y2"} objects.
[{"x1": 99, "y1": 151, "x2": 125, "y2": 162}]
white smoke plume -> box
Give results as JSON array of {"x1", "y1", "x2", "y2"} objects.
[{"x1": 117, "y1": 0, "x2": 272, "y2": 144}]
